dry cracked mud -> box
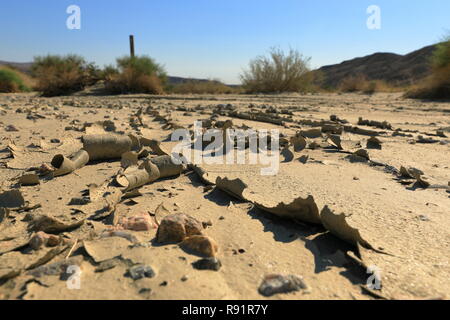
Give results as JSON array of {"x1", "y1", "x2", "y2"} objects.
[{"x1": 0, "y1": 92, "x2": 449, "y2": 300}]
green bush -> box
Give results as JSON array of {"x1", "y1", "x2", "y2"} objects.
[
  {"x1": 240, "y1": 48, "x2": 312, "y2": 93},
  {"x1": 105, "y1": 55, "x2": 167, "y2": 94},
  {"x1": 31, "y1": 54, "x2": 97, "y2": 96},
  {"x1": 0, "y1": 68, "x2": 30, "y2": 92},
  {"x1": 431, "y1": 35, "x2": 450, "y2": 69}
]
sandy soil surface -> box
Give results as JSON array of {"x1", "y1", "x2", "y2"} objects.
[{"x1": 0, "y1": 92, "x2": 449, "y2": 300}]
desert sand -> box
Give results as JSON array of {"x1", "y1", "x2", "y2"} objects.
[{"x1": 0, "y1": 92, "x2": 449, "y2": 300}]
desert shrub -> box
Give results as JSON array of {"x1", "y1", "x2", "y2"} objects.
[
  {"x1": 31, "y1": 54, "x2": 97, "y2": 96},
  {"x1": 101, "y1": 65, "x2": 119, "y2": 81},
  {"x1": 0, "y1": 67, "x2": 30, "y2": 93},
  {"x1": 338, "y1": 74, "x2": 367, "y2": 92},
  {"x1": 104, "y1": 55, "x2": 166, "y2": 94},
  {"x1": 240, "y1": 48, "x2": 312, "y2": 93},
  {"x1": 339, "y1": 74, "x2": 395, "y2": 94},
  {"x1": 406, "y1": 35, "x2": 450, "y2": 99},
  {"x1": 405, "y1": 65, "x2": 450, "y2": 99},
  {"x1": 170, "y1": 79, "x2": 236, "y2": 94}
]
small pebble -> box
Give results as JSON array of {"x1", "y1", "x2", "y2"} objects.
[
  {"x1": 258, "y1": 274, "x2": 308, "y2": 297},
  {"x1": 192, "y1": 257, "x2": 222, "y2": 271},
  {"x1": 127, "y1": 265, "x2": 155, "y2": 280}
]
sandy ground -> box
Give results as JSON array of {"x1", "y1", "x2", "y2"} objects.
[{"x1": 0, "y1": 92, "x2": 449, "y2": 300}]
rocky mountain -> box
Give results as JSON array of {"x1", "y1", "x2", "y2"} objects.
[{"x1": 316, "y1": 44, "x2": 437, "y2": 88}]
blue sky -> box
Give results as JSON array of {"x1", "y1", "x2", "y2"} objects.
[{"x1": 1, "y1": 0, "x2": 449, "y2": 84}]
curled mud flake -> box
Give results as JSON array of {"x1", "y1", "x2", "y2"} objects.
[
  {"x1": 327, "y1": 134, "x2": 343, "y2": 150},
  {"x1": 299, "y1": 128, "x2": 322, "y2": 139},
  {"x1": 154, "y1": 202, "x2": 171, "y2": 221},
  {"x1": 121, "y1": 189, "x2": 142, "y2": 200},
  {"x1": 215, "y1": 177, "x2": 249, "y2": 201},
  {"x1": 321, "y1": 124, "x2": 343, "y2": 134},
  {"x1": 280, "y1": 145, "x2": 294, "y2": 162},
  {"x1": 290, "y1": 135, "x2": 306, "y2": 152},
  {"x1": 190, "y1": 164, "x2": 215, "y2": 185},
  {"x1": 150, "y1": 155, "x2": 184, "y2": 178},
  {"x1": 120, "y1": 151, "x2": 139, "y2": 168},
  {"x1": 140, "y1": 138, "x2": 169, "y2": 156},
  {"x1": 51, "y1": 149, "x2": 89, "y2": 177},
  {"x1": 115, "y1": 160, "x2": 160, "y2": 191},
  {"x1": 82, "y1": 134, "x2": 132, "y2": 161},
  {"x1": 320, "y1": 206, "x2": 375, "y2": 250},
  {"x1": 255, "y1": 195, "x2": 321, "y2": 224},
  {"x1": 29, "y1": 214, "x2": 85, "y2": 233},
  {"x1": 83, "y1": 237, "x2": 132, "y2": 263},
  {"x1": 298, "y1": 154, "x2": 309, "y2": 164}
]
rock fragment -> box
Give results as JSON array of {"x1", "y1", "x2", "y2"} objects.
[
  {"x1": 258, "y1": 274, "x2": 309, "y2": 297},
  {"x1": 299, "y1": 128, "x2": 322, "y2": 139},
  {"x1": 192, "y1": 257, "x2": 222, "y2": 271},
  {"x1": 156, "y1": 213, "x2": 204, "y2": 243},
  {"x1": 290, "y1": 135, "x2": 306, "y2": 152},
  {"x1": 179, "y1": 235, "x2": 218, "y2": 257},
  {"x1": 29, "y1": 232, "x2": 61, "y2": 250},
  {"x1": 127, "y1": 265, "x2": 156, "y2": 280},
  {"x1": 367, "y1": 136, "x2": 382, "y2": 149},
  {"x1": 0, "y1": 189, "x2": 25, "y2": 208},
  {"x1": 117, "y1": 213, "x2": 157, "y2": 231},
  {"x1": 280, "y1": 145, "x2": 294, "y2": 162},
  {"x1": 18, "y1": 173, "x2": 40, "y2": 186}
]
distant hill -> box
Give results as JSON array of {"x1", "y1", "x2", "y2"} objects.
[
  {"x1": 316, "y1": 44, "x2": 437, "y2": 88},
  {"x1": 0, "y1": 61, "x2": 33, "y2": 74}
]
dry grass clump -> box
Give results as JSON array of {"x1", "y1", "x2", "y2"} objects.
[
  {"x1": 338, "y1": 74, "x2": 398, "y2": 94},
  {"x1": 170, "y1": 79, "x2": 237, "y2": 94},
  {"x1": 104, "y1": 56, "x2": 166, "y2": 94},
  {"x1": 240, "y1": 48, "x2": 312, "y2": 93},
  {"x1": 31, "y1": 55, "x2": 98, "y2": 96}
]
